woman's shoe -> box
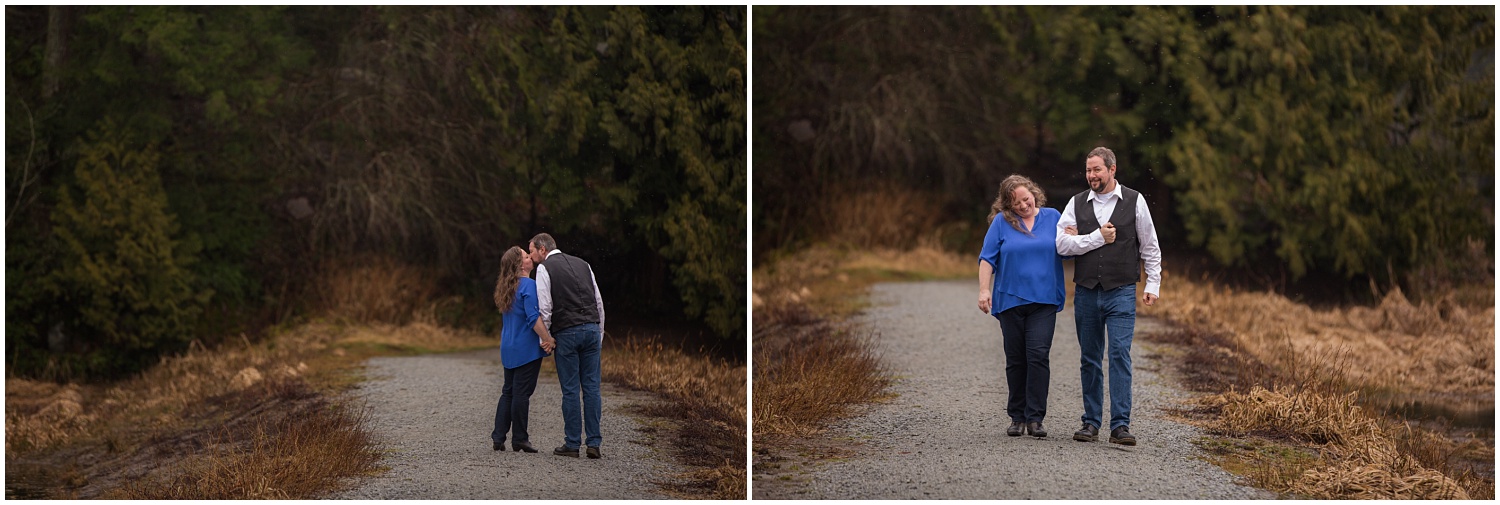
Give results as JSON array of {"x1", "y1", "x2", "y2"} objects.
[
  {"x1": 512, "y1": 441, "x2": 538, "y2": 453},
  {"x1": 1007, "y1": 421, "x2": 1025, "y2": 437},
  {"x1": 1026, "y1": 422, "x2": 1047, "y2": 438}
]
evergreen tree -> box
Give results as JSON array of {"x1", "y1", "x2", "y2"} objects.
[{"x1": 44, "y1": 121, "x2": 211, "y2": 376}]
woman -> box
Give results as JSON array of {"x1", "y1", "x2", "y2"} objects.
[
  {"x1": 977, "y1": 174, "x2": 1066, "y2": 438},
  {"x1": 492, "y1": 246, "x2": 555, "y2": 453}
]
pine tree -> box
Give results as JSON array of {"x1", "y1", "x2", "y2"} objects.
[{"x1": 45, "y1": 120, "x2": 210, "y2": 374}]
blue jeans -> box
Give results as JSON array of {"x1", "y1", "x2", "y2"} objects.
[
  {"x1": 492, "y1": 357, "x2": 542, "y2": 444},
  {"x1": 554, "y1": 323, "x2": 602, "y2": 449},
  {"x1": 999, "y1": 303, "x2": 1056, "y2": 423},
  {"x1": 1075, "y1": 285, "x2": 1135, "y2": 430}
]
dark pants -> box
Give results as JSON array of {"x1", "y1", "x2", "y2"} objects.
[
  {"x1": 999, "y1": 303, "x2": 1057, "y2": 423},
  {"x1": 492, "y1": 357, "x2": 542, "y2": 444}
]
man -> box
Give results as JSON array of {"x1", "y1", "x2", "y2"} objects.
[
  {"x1": 1055, "y1": 146, "x2": 1162, "y2": 446},
  {"x1": 529, "y1": 232, "x2": 606, "y2": 459}
]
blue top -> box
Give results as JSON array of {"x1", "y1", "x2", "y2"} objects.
[
  {"x1": 978, "y1": 207, "x2": 1067, "y2": 317},
  {"x1": 500, "y1": 278, "x2": 546, "y2": 369}
]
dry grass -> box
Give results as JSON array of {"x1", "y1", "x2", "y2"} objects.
[
  {"x1": 1143, "y1": 271, "x2": 1494, "y2": 409},
  {"x1": 1196, "y1": 385, "x2": 1479, "y2": 499},
  {"x1": 6, "y1": 253, "x2": 500, "y2": 498},
  {"x1": 818, "y1": 182, "x2": 947, "y2": 251},
  {"x1": 4, "y1": 319, "x2": 487, "y2": 499},
  {"x1": 1144, "y1": 269, "x2": 1494, "y2": 500},
  {"x1": 603, "y1": 339, "x2": 747, "y2": 499},
  {"x1": 108, "y1": 380, "x2": 380, "y2": 499},
  {"x1": 752, "y1": 301, "x2": 890, "y2": 439},
  {"x1": 312, "y1": 254, "x2": 444, "y2": 325}
]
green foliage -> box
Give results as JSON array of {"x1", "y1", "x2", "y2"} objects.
[
  {"x1": 1152, "y1": 6, "x2": 1494, "y2": 280},
  {"x1": 601, "y1": 7, "x2": 747, "y2": 338},
  {"x1": 43, "y1": 121, "x2": 211, "y2": 375},
  {"x1": 756, "y1": 6, "x2": 1493, "y2": 288},
  {"x1": 472, "y1": 7, "x2": 746, "y2": 338}
]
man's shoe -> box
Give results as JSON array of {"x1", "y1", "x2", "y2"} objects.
[
  {"x1": 1007, "y1": 421, "x2": 1025, "y2": 437},
  {"x1": 492, "y1": 441, "x2": 504, "y2": 451},
  {"x1": 586, "y1": 446, "x2": 601, "y2": 459},
  {"x1": 553, "y1": 445, "x2": 580, "y2": 457},
  {"x1": 1073, "y1": 423, "x2": 1098, "y2": 442},
  {"x1": 512, "y1": 441, "x2": 538, "y2": 453},
  {"x1": 1109, "y1": 426, "x2": 1137, "y2": 446},
  {"x1": 1027, "y1": 422, "x2": 1047, "y2": 438}
]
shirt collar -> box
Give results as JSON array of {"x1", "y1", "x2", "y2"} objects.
[
  {"x1": 1087, "y1": 183, "x2": 1123, "y2": 203},
  {"x1": 545, "y1": 249, "x2": 563, "y2": 259}
]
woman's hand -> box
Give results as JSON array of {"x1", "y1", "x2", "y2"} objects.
[
  {"x1": 541, "y1": 336, "x2": 557, "y2": 354},
  {"x1": 1063, "y1": 226, "x2": 1078, "y2": 236},
  {"x1": 978, "y1": 291, "x2": 992, "y2": 314}
]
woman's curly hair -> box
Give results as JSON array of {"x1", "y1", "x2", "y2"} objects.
[{"x1": 987, "y1": 174, "x2": 1046, "y2": 236}]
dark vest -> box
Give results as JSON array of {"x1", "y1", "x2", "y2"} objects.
[
  {"x1": 542, "y1": 252, "x2": 600, "y2": 331},
  {"x1": 1074, "y1": 186, "x2": 1142, "y2": 291}
]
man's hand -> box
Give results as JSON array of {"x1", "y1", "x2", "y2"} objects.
[
  {"x1": 1101, "y1": 222, "x2": 1117, "y2": 244},
  {"x1": 978, "y1": 291, "x2": 992, "y2": 314},
  {"x1": 1063, "y1": 226, "x2": 1078, "y2": 236},
  {"x1": 541, "y1": 336, "x2": 556, "y2": 354},
  {"x1": 1142, "y1": 293, "x2": 1158, "y2": 306}
]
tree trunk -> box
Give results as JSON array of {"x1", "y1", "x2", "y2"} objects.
[{"x1": 43, "y1": 6, "x2": 77, "y2": 99}]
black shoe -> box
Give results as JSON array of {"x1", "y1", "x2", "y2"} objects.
[
  {"x1": 586, "y1": 446, "x2": 601, "y2": 459},
  {"x1": 1109, "y1": 426, "x2": 1137, "y2": 446},
  {"x1": 553, "y1": 445, "x2": 580, "y2": 457},
  {"x1": 1073, "y1": 423, "x2": 1098, "y2": 442},
  {"x1": 492, "y1": 441, "x2": 504, "y2": 451},
  {"x1": 1007, "y1": 421, "x2": 1025, "y2": 437},
  {"x1": 512, "y1": 441, "x2": 538, "y2": 453},
  {"x1": 1027, "y1": 422, "x2": 1047, "y2": 438}
]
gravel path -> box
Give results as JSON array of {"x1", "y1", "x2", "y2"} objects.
[
  {"x1": 758, "y1": 280, "x2": 1272, "y2": 499},
  {"x1": 334, "y1": 349, "x2": 684, "y2": 499}
]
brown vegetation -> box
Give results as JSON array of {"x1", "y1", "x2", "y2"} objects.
[
  {"x1": 1145, "y1": 271, "x2": 1495, "y2": 500},
  {"x1": 604, "y1": 338, "x2": 747, "y2": 499},
  {"x1": 1143, "y1": 272, "x2": 1494, "y2": 409}
]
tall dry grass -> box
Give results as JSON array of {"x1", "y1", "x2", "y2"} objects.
[
  {"x1": 752, "y1": 301, "x2": 890, "y2": 439},
  {"x1": 312, "y1": 254, "x2": 444, "y2": 325},
  {"x1": 1197, "y1": 385, "x2": 1480, "y2": 499},
  {"x1": 1144, "y1": 272, "x2": 1494, "y2": 407},
  {"x1": 604, "y1": 339, "x2": 747, "y2": 499},
  {"x1": 110, "y1": 381, "x2": 380, "y2": 499},
  {"x1": 1147, "y1": 269, "x2": 1494, "y2": 500}
]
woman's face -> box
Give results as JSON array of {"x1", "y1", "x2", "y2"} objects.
[
  {"x1": 519, "y1": 252, "x2": 534, "y2": 274},
  {"x1": 1010, "y1": 186, "x2": 1037, "y2": 218}
]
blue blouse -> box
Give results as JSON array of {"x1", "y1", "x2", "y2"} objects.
[
  {"x1": 500, "y1": 278, "x2": 546, "y2": 369},
  {"x1": 978, "y1": 207, "x2": 1067, "y2": 317}
]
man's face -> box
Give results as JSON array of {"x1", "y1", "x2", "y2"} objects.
[
  {"x1": 1085, "y1": 156, "x2": 1115, "y2": 194},
  {"x1": 528, "y1": 242, "x2": 542, "y2": 264}
]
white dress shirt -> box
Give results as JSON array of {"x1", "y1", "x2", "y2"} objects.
[
  {"x1": 535, "y1": 249, "x2": 606, "y2": 338},
  {"x1": 1055, "y1": 183, "x2": 1162, "y2": 296}
]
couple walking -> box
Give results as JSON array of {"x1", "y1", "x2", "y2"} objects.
[
  {"x1": 490, "y1": 233, "x2": 607, "y2": 459},
  {"x1": 977, "y1": 146, "x2": 1162, "y2": 445}
]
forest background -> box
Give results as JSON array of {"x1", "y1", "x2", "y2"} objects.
[
  {"x1": 754, "y1": 5, "x2": 1493, "y2": 299},
  {"x1": 7, "y1": 5, "x2": 747, "y2": 380}
]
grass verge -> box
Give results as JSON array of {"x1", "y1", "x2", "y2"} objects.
[
  {"x1": 603, "y1": 338, "x2": 747, "y2": 499},
  {"x1": 1144, "y1": 273, "x2": 1494, "y2": 500},
  {"x1": 751, "y1": 244, "x2": 970, "y2": 487},
  {"x1": 4, "y1": 319, "x2": 492, "y2": 499}
]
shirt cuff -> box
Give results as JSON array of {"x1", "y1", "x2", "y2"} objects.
[{"x1": 1144, "y1": 282, "x2": 1160, "y2": 297}]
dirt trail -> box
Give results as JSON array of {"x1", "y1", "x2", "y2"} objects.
[
  {"x1": 335, "y1": 349, "x2": 684, "y2": 499},
  {"x1": 754, "y1": 280, "x2": 1273, "y2": 499}
]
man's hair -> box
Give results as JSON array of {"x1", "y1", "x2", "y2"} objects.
[
  {"x1": 529, "y1": 232, "x2": 557, "y2": 253},
  {"x1": 1086, "y1": 146, "x2": 1116, "y2": 169}
]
